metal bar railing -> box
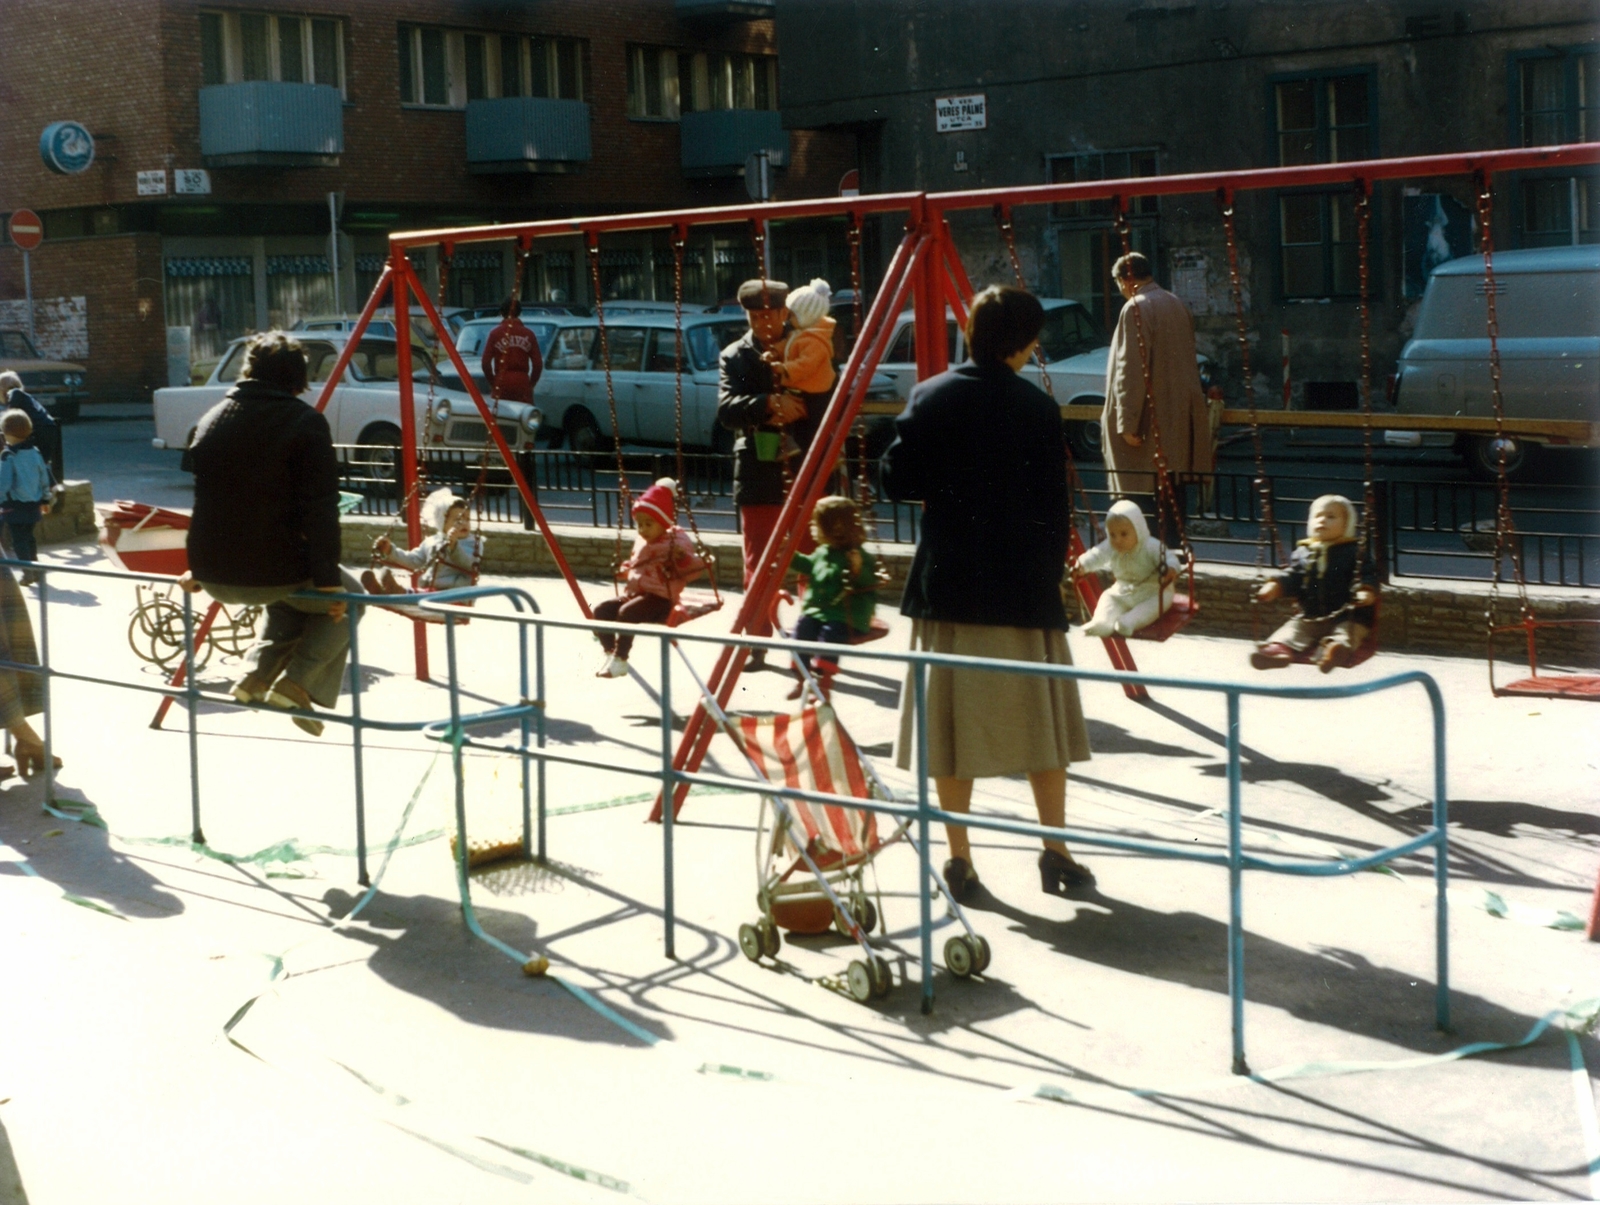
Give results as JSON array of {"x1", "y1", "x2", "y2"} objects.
[{"x1": 410, "y1": 592, "x2": 1451, "y2": 1074}]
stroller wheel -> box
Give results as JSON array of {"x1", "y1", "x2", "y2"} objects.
[
  {"x1": 853, "y1": 898, "x2": 878, "y2": 933},
  {"x1": 944, "y1": 934, "x2": 975, "y2": 979},
  {"x1": 970, "y1": 934, "x2": 991, "y2": 975},
  {"x1": 738, "y1": 923, "x2": 764, "y2": 962},
  {"x1": 869, "y1": 956, "x2": 892, "y2": 998},
  {"x1": 759, "y1": 918, "x2": 781, "y2": 958},
  {"x1": 846, "y1": 960, "x2": 875, "y2": 1003}
]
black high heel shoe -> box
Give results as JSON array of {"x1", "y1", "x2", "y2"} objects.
[
  {"x1": 943, "y1": 856, "x2": 979, "y2": 902},
  {"x1": 1039, "y1": 848, "x2": 1095, "y2": 895}
]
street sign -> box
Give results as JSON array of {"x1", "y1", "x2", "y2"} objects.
[
  {"x1": 8, "y1": 210, "x2": 43, "y2": 251},
  {"x1": 39, "y1": 121, "x2": 95, "y2": 174},
  {"x1": 137, "y1": 169, "x2": 168, "y2": 196},
  {"x1": 839, "y1": 169, "x2": 860, "y2": 197},
  {"x1": 934, "y1": 93, "x2": 987, "y2": 133},
  {"x1": 174, "y1": 168, "x2": 211, "y2": 195}
]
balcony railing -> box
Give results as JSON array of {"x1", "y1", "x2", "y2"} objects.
[
  {"x1": 679, "y1": 108, "x2": 789, "y2": 177},
  {"x1": 675, "y1": 0, "x2": 774, "y2": 19},
  {"x1": 465, "y1": 97, "x2": 592, "y2": 173},
  {"x1": 199, "y1": 82, "x2": 343, "y2": 167}
]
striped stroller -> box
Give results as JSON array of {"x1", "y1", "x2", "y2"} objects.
[{"x1": 685, "y1": 659, "x2": 991, "y2": 1005}]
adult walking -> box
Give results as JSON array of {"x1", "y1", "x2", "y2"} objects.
[
  {"x1": 177, "y1": 332, "x2": 363, "y2": 737},
  {"x1": 0, "y1": 371, "x2": 62, "y2": 491},
  {"x1": 480, "y1": 296, "x2": 542, "y2": 405},
  {"x1": 881, "y1": 285, "x2": 1093, "y2": 901},
  {"x1": 1100, "y1": 252, "x2": 1214, "y2": 529},
  {"x1": 716, "y1": 278, "x2": 820, "y2": 648}
]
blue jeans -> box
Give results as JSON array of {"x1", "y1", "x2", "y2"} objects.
[{"x1": 792, "y1": 614, "x2": 851, "y2": 672}]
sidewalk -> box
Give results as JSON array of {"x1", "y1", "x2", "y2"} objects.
[{"x1": 1, "y1": 538, "x2": 1597, "y2": 1203}]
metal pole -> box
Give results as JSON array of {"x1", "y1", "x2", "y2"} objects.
[
  {"x1": 535, "y1": 625, "x2": 547, "y2": 862},
  {"x1": 181, "y1": 589, "x2": 204, "y2": 844},
  {"x1": 22, "y1": 251, "x2": 34, "y2": 344},
  {"x1": 660, "y1": 634, "x2": 676, "y2": 959},
  {"x1": 520, "y1": 619, "x2": 532, "y2": 862},
  {"x1": 1431, "y1": 681, "x2": 1451, "y2": 1031},
  {"x1": 446, "y1": 617, "x2": 470, "y2": 900},
  {"x1": 349, "y1": 601, "x2": 369, "y2": 886},
  {"x1": 328, "y1": 191, "x2": 341, "y2": 314},
  {"x1": 37, "y1": 569, "x2": 52, "y2": 807},
  {"x1": 1227, "y1": 691, "x2": 1247, "y2": 1074},
  {"x1": 391, "y1": 264, "x2": 428, "y2": 681},
  {"x1": 914, "y1": 661, "x2": 934, "y2": 1015}
]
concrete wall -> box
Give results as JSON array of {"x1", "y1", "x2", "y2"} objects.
[{"x1": 339, "y1": 515, "x2": 1600, "y2": 665}]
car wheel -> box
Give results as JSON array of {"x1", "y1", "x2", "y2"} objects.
[
  {"x1": 1461, "y1": 434, "x2": 1531, "y2": 482},
  {"x1": 1066, "y1": 415, "x2": 1104, "y2": 462},
  {"x1": 355, "y1": 422, "x2": 404, "y2": 491},
  {"x1": 564, "y1": 408, "x2": 604, "y2": 457}
]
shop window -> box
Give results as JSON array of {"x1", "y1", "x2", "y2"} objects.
[
  {"x1": 164, "y1": 257, "x2": 256, "y2": 366},
  {"x1": 199, "y1": 10, "x2": 344, "y2": 93}
]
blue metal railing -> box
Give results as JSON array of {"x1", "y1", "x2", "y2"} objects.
[{"x1": 7, "y1": 560, "x2": 1449, "y2": 1074}]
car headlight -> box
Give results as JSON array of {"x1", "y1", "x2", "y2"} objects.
[
  {"x1": 521, "y1": 407, "x2": 542, "y2": 434},
  {"x1": 64, "y1": 373, "x2": 81, "y2": 388},
  {"x1": 432, "y1": 399, "x2": 451, "y2": 424}
]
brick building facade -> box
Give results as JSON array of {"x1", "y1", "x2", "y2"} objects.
[{"x1": 0, "y1": 0, "x2": 858, "y2": 403}]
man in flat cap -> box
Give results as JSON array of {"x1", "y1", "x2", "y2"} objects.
[{"x1": 716, "y1": 279, "x2": 819, "y2": 655}]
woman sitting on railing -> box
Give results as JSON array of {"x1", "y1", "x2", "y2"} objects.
[{"x1": 881, "y1": 285, "x2": 1094, "y2": 902}]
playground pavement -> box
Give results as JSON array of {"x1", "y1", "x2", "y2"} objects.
[{"x1": 2, "y1": 537, "x2": 1598, "y2": 1204}]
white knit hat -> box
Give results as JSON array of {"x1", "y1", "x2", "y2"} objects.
[{"x1": 785, "y1": 278, "x2": 832, "y2": 329}]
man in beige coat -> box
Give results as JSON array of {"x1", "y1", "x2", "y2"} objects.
[{"x1": 1100, "y1": 253, "x2": 1215, "y2": 516}]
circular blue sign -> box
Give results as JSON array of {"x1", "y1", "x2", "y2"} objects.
[{"x1": 39, "y1": 121, "x2": 95, "y2": 175}]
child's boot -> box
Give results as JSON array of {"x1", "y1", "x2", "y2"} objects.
[{"x1": 1250, "y1": 642, "x2": 1295, "y2": 670}]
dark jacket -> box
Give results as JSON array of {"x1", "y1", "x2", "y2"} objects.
[
  {"x1": 4, "y1": 388, "x2": 61, "y2": 478},
  {"x1": 1276, "y1": 539, "x2": 1377, "y2": 627},
  {"x1": 182, "y1": 379, "x2": 343, "y2": 588},
  {"x1": 716, "y1": 329, "x2": 822, "y2": 508},
  {"x1": 881, "y1": 363, "x2": 1069, "y2": 629}
]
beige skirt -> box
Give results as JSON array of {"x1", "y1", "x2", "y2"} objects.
[{"x1": 895, "y1": 620, "x2": 1091, "y2": 780}]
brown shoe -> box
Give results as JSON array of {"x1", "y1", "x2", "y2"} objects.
[
  {"x1": 360, "y1": 569, "x2": 382, "y2": 594},
  {"x1": 1317, "y1": 641, "x2": 1353, "y2": 674},
  {"x1": 1250, "y1": 642, "x2": 1295, "y2": 670},
  {"x1": 265, "y1": 678, "x2": 324, "y2": 737}
]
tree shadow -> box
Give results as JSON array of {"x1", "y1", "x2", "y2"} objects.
[
  {"x1": 33, "y1": 584, "x2": 99, "y2": 608},
  {"x1": 1197, "y1": 759, "x2": 1393, "y2": 808},
  {"x1": 320, "y1": 886, "x2": 667, "y2": 1047},
  {"x1": 0, "y1": 782, "x2": 184, "y2": 920},
  {"x1": 973, "y1": 889, "x2": 1555, "y2": 1067}
]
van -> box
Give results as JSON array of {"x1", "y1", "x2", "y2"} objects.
[{"x1": 1391, "y1": 244, "x2": 1600, "y2": 478}]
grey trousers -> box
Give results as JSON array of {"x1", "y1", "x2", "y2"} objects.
[
  {"x1": 1267, "y1": 613, "x2": 1369, "y2": 654},
  {"x1": 200, "y1": 568, "x2": 364, "y2": 707}
]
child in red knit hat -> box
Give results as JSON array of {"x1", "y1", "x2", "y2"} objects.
[{"x1": 593, "y1": 478, "x2": 705, "y2": 678}]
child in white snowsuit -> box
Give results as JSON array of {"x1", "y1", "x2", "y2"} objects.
[
  {"x1": 365, "y1": 488, "x2": 482, "y2": 594},
  {"x1": 1071, "y1": 498, "x2": 1181, "y2": 638}
]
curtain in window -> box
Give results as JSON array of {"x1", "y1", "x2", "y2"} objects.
[
  {"x1": 1522, "y1": 59, "x2": 1566, "y2": 145},
  {"x1": 266, "y1": 256, "x2": 335, "y2": 329},
  {"x1": 165, "y1": 257, "x2": 256, "y2": 364}
]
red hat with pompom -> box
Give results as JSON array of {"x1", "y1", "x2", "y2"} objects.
[{"x1": 632, "y1": 477, "x2": 677, "y2": 528}]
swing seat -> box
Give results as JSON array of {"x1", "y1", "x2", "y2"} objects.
[
  {"x1": 1495, "y1": 675, "x2": 1600, "y2": 700},
  {"x1": 849, "y1": 617, "x2": 891, "y2": 646},
  {"x1": 1127, "y1": 594, "x2": 1198, "y2": 643},
  {"x1": 1279, "y1": 595, "x2": 1381, "y2": 669},
  {"x1": 668, "y1": 590, "x2": 723, "y2": 628}
]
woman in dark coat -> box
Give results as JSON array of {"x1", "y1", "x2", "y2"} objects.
[{"x1": 881, "y1": 286, "x2": 1093, "y2": 901}]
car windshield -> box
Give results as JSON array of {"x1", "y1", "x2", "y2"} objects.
[
  {"x1": 0, "y1": 331, "x2": 40, "y2": 358},
  {"x1": 685, "y1": 321, "x2": 748, "y2": 371},
  {"x1": 1037, "y1": 304, "x2": 1107, "y2": 363}
]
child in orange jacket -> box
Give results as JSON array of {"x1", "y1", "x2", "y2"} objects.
[{"x1": 764, "y1": 277, "x2": 837, "y2": 397}]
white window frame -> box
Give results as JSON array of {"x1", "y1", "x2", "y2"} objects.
[
  {"x1": 200, "y1": 10, "x2": 346, "y2": 95},
  {"x1": 400, "y1": 27, "x2": 586, "y2": 109}
]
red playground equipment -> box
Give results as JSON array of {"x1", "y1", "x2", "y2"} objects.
[{"x1": 247, "y1": 141, "x2": 1595, "y2": 810}]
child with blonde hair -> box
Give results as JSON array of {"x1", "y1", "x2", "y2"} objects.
[
  {"x1": 1253, "y1": 493, "x2": 1377, "y2": 672},
  {"x1": 364, "y1": 488, "x2": 482, "y2": 595}
]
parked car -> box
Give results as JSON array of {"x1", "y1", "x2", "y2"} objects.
[
  {"x1": 1391, "y1": 244, "x2": 1600, "y2": 479},
  {"x1": 152, "y1": 333, "x2": 542, "y2": 460},
  {"x1": 535, "y1": 312, "x2": 902, "y2": 452},
  {"x1": 0, "y1": 329, "x2": 87, "y2": 423},
  {"x1": 859, "y1": 299, "x2": 1214, "y2": 461},
  {"x1": 294, "y1": 311, "x2": 458, "y2": 346}
]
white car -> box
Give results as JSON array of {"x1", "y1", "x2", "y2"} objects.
[
  {"x1": 863, "y1": 298, "x2": 1216, "y2": 461},
  {"x1": 152, "y1": 333, "x2": 542, "y2": 456}
]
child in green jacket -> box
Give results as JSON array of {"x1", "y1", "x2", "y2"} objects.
[{"x1": 788, "y1": 495, "x2": 881, "y2": 699}]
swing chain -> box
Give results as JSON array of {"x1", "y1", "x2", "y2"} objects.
[
  {"x1": 510, "y1": 239, "x2": 529, "y2": 304},
  {"x1": 667, "y1": 230, "x2": 719, "y2": 599},
  {"x1": 586, "y1": 237, "x2": 632, "y2": 580},
  {"x1": 437, "y1": 244, "x2": 453, "y2": 311},
  {"x1": 845, "y1": 216, "x2": 876, "y2": 518},
  {"x1": 1474, "y1": 173, "x2": 1530, "y2": 632},
  {"x1": 993, "y1": 205, "x2": 1054, "y2": 399},
  {"x1": 1354, "y1": 182, "x2": 1378, "y2": 561}
]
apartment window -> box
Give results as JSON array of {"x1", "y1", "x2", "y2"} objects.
[
  {"x1": 1047, "y1": 148, "x2": 1160, "y2": 220},
  {"x1": 628, "y1": 45, "x2": 680, "y2": 119},
  {"x1": 200, "y1": 11, "x2": 345, "y2": 92},
  {"x1": 1047, "y1": 149, "x2": 1160, "y2": 332},
  {"x1": 1271, "y1": 70, "x2": 1374, "y2": 165},
  {"x1": 400, "y1": 27, "x2": 585, "y2": 108},
  {"x1": 1510, "y1": 48, "x2": 1600, "y2": 246},
  {"x1": 678, "y1": 52, "x2": 776, "y2": 114},
  {"x1": 1279, "y1": 191, "x2": 1372, "y2": 299}
]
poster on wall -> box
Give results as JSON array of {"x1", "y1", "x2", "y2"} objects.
[{"x1": 1403, "y1": 194, "x2": 1473, "y2": 298}]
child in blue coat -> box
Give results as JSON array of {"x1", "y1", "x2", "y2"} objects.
[{"x1": 0, "y1": 410, "x2": 54, "y2": 584}]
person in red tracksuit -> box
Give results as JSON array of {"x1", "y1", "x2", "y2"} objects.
[{"x1": 480, "y1": 297, "x2": 543, "y2": 404}]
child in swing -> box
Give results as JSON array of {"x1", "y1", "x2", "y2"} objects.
[
  {"x1": 787, "y1": 495, "x2": 881, "y2": 700},
  {"x1": 1251, "y1": 493, "x2": 1377, "y2": 673},
  {"x1": 1071, "y1": 498, "x2": 1181, "y2": 637},
  {"x1": 363, "y1": 488, "x2": 482, "y2": 595},
  {"x1": 594, "y1": 478, "x2": 704, "y2": 679}
]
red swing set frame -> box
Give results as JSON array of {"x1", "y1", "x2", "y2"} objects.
[{"x1": 146, "y1": 143, "x2": 1599, "y2": 749}]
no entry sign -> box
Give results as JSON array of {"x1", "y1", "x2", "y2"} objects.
[{"x1": 8, "y1": 210, "x2": 43, "y2": 251}]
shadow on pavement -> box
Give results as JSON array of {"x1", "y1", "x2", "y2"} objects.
[
  {"x1": 0, "y1": 783, "x2": 184, "y2": 920},
  {"x1": 1395, "y1": 798, "x2": 1600, "y2": 840},
  {"x1": 967, "y1": 888, "x2": 1557, "y2": 1067},
  {"x1": 0, "y1": 1116, "x2": 25, "y2": 1205},
  {"x1": 321, "y1": 887, "x2": 668, "y2": 1047}
]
